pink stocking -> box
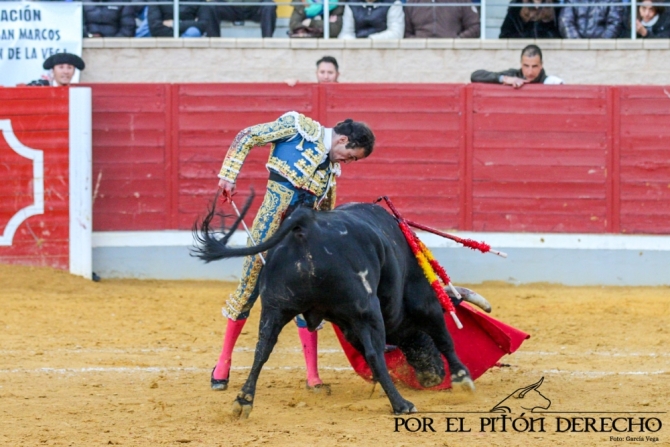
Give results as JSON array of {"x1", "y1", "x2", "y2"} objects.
[
  {"x1": 213, "y1": 318, "x2": 247, "y2": 381},
  {"x1": 298, "y1": 327, "x2": 322, "y2": 387}
]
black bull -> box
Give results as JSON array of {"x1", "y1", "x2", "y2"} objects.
[{"x1": 193, "y1": 199, "x2": 475, "y2": 417}]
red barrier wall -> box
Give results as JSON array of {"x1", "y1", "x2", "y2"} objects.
[
  {"x1": 619, "y1": 87, "x2": 670, "y2": 234},
  {"x1": 471, "y1": 86, "x2": 610, "y2": 233},
  {"x1": 89, "y1": 83, "x2": 670, "y2": 234},
  {"x1": 0, "y1": 88, "x2": 70, "y2": 269},
  {"x1": 92, "y1": 84, "x2": 170, "y2": 230}
]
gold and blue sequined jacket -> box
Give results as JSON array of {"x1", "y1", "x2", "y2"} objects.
[{"x1": 218, "y1": 111, "x2": 340, "y2": 208}]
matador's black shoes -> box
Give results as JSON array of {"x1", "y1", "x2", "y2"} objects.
[
  {"x1": 305, "y1": 380, "x2": 332, "y2": 395},
  {"x1": 211, "y1": 367, "x2": 229, "y2": 391}
]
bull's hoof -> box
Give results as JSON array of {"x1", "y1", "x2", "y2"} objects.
[
  {"x1": 416, "y1": 371, "x2": 444, "y2": 388},
  {"x1": 451, "y1": 370, "x2": 475, "y2": 393},
  {"x1": 306, "y1": 381, "x2": 332, "y2": 395},
  {"x1": 210, "y1": 368, "x2": 229, "y2": 391},
  {"x1": 393, "y1": 400, "x2": 418, "y2": 415},
  {"x1": 232, "y1": 393, "x2": 254, "y2": 419}
]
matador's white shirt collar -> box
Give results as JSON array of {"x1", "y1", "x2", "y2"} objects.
[{"x1": 323, "y1": 128, "x2": 333, "y2": 153}]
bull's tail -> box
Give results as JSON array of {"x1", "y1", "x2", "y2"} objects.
[{"x1": 191, "y1": 191, "x2": 312, "y2": 263}]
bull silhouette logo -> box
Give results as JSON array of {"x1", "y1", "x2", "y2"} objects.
[{"x1": 490, "y1": 377, "x2": 551, "y2": 413}]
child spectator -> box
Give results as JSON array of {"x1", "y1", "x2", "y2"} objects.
[
  {"x1": 499, "y1": 0, "x2": 561, "y2": 38},
  {"x1": 636, "y1": 0, "x2": 670, "y2": 37},
  {"x1": 289, "y1": 0, "x2": 345, "y2": 38},
  {"x1": 83, "y1": 0, "x2": 136, "y2": 37},
  {"x1": 338, "y1": 0, "x2": 405, "y2": 39},
  {"x1": 148, "y1": 0, "x2": 219, "y2": 37},
  {"x1": 404, "y1": 0, "x2": 480, "y2": 38},
  {"x1": 559, "y1": 0, "x2": 625, "y2": 38}
]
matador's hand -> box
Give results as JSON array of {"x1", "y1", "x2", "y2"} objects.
[{"x1": 218, "y1": 179, "x2": 235, "y2": 203}]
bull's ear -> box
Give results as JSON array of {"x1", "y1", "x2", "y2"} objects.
[{"x1": 518, "y1": 377, "x2": 544, "y2": 398}]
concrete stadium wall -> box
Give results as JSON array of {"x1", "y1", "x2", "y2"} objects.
[
  {"x1": 80, "y1": 38, "x2": 670, "y2": 85},
  {"x1": 91, "y1": 231, "x2": 670, "y2": 285}
]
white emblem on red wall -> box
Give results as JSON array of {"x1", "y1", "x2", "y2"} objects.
[{"x1": 0, "y1": 120, "x2": 44, "y2": 246}]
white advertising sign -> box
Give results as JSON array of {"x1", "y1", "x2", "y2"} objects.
[{"x1": 0, "y1": 1, "x2": 82, "y2": 87}]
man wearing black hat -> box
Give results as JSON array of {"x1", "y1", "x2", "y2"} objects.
[{"x1": 26, "y1": 53, "x2": 86, "y2": 87}]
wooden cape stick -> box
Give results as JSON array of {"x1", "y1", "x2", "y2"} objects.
[{"x1": 230, "y1": 199, "x2": 266, "y2": 265}]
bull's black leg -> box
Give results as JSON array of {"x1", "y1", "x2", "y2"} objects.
[
  {"x1": 232, "y1": 306, "x2": 293, "y2": 419},
  {"x1": 352, "y1": 298, "x2": 417, "y2": 414},
  {"x1": 419, "y1": 313, "x2": 475, "y2": 392},
  {"x1": 398, "y1": 331, "x2": 445, "y2": 388}
]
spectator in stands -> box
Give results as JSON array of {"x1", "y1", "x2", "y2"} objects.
[
  {"x1": 338, "y1": 0, "x2": 405, "y2": 39},
  {"x1": 26, "y1": 53, "x2": 85, "y2": 87},
  {"x1": 289, "y1": 0, "x2": 345, "y2": 38},
  {"x1": 404, "y1": 0, "x2": 480, "y2": 38},
  {"x1": 499, "y1": 0, "x2": 561, "y2": 38},
  {"x1": 129, "y1": 0, "x2": 151, "y2": 37},
  {"x1": 213, "y1": 0, "x2": 277, "y2": 38},
  {"x1": 285, "y1": 55, "x2": 340, "y2": 86},
  {"x1": 636, "y1": 0, "x2": 670, "y2": 37},
  {"x1": 558, "y1": 0, "x2": 625, "y2": 38},
  {"x1": 616, "y1": 0, "x2": 633, "y2": 38},
  {"x1": 316, "y1": 56, "x2": 340, "y2": 83},
  {"x1": 148, "y1": 0, "x2": 219, "y2": 37},
  {"x1": 83, "y1": 0, "x2": 136, "y2": 37},
  {"x1": 471, "y1": 44, "x2": 564, "y2": 88}
]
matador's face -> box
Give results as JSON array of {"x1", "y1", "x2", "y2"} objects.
[{"x1": 329, "y1": 144, "x2": 367, "y2": 164}]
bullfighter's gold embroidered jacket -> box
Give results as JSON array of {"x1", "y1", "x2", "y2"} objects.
[{"x1": 218, "y1": 111, "x2": 339, "y2": 208}]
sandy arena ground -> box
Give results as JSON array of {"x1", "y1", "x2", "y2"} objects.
[{"x1": 0, "y1": 264, "x2": 668, "y2": 446}]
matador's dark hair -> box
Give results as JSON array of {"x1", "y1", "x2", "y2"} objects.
[{"x1": 333, "y1": 119, "x2": 375, "y2": 157}]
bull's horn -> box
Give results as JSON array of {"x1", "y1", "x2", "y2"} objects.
[{"x1": 455, "y1": 287, "x2": 492, "y2": 313}]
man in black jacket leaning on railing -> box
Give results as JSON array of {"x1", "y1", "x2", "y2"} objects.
[{"x1": 471, "y1": 44, "x2": 564, "y2": 89}]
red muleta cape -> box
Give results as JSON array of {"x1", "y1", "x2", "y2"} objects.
[{"x1": 333, "y1": 302, "x2": 530, "y2": 390}]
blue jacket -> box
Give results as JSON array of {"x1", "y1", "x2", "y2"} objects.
[
  {"x1": 219, "y1": 112, "x2": 339, "y2": 205},
  {"x1": 559, "y1": 0, "x2": 625, "y2": 38}
]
